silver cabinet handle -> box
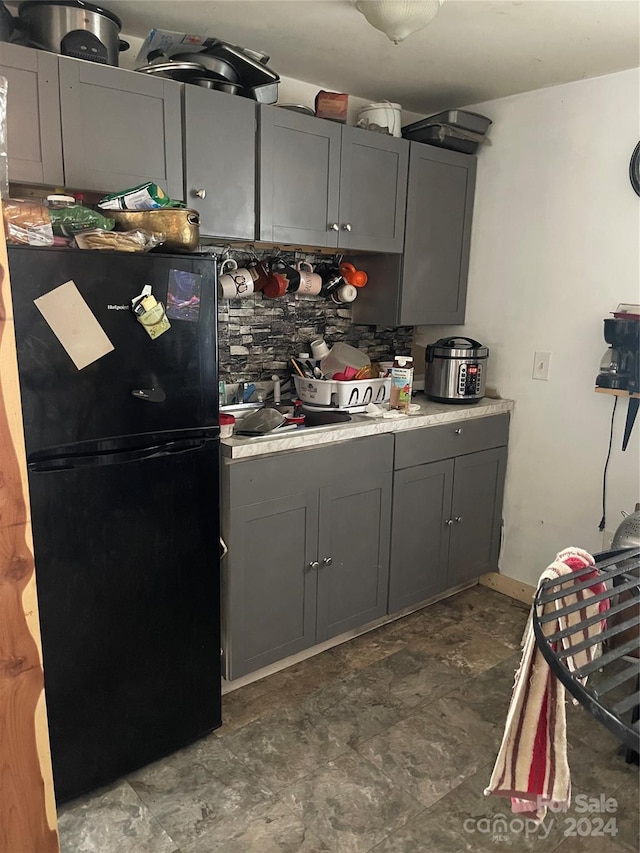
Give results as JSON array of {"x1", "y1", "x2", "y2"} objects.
[
  {"x1": 342, "y1": 223, "x2": 352, "y2": 232},
  {"x1": 323, "y1": 557, "x2": 333, "y2": 566},
  {"x1": 194, "y1": 188, "x2": 207, "y2": 199},
  {"x1": 454, "y1": 427, "x2": 463, "y2": 435},
  {"x1": 445, "y1": 519, "x2": 453, "y2": 526},
  {"x1": 329, "y1": 223, "x2": 339, "y2": 231},
  {"x1": 454, "y1": 516, "x2": 463, "y2": 523},
  {"x1": 309, "y1": 560, "x2": 320, "y2": 570}
]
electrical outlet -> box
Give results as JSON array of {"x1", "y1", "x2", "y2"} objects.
[{"x1": 532, "y1": 351, "x2": 552, "y2": 381}]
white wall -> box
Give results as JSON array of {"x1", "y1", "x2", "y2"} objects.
[{"x1": 415, "y1": 69, "x2": 640, "y2": 585}]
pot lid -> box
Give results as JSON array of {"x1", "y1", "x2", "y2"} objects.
[
  {"x1": 427, "y1": 337, "x2": 489, "y2": 359},
  {"x1": 19, "y1": 1, "x2": 123, "y2": 28}
]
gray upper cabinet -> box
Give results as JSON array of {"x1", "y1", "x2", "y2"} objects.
[
  {"x1": 221, "y1": 435, "x2": 393, "y2": 680},
  {"x1": 0, "y1": 43, "x2": 63, "y2": 186},
  {"x1": 258, "y1": 105, "x2": 408, "y2": 252},
  {"x1": 183, "y1": 86, "x2": 256, "y2": 240},
  {"x1": 259, "y1": 105, "x2": 341, "y2": 247},
  {"x1": 337, "y1": 126, "x2": 408, "y2": 253},
  {"x1": 351, "y1": 142, "x2": 477, "y2": 326},
  {"x1": 58, "y1": 57, "x2": 183, "y2": 199}
]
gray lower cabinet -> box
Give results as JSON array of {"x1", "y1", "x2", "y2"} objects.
[
  {"x1": 0, "y1": 43, "x2": 63, "y2": 186},
  {"x1": 258, "y1": 105, "x2": 408, "y2": 252},
  {"x1": 58, "y1": 57, "x2": 183, "y2": 199},
  {"x1": 388, "y1": 416, "x2": 508, "y2": 613},
  {"x1": 351, "y1": 142, "x2": 477, "y2": 326},
  {"x1": 222, "y1": 435, "x2": 393, "y2": 680},
  {"x1": 183, "y1": 86, "x2": 256, "y2": 239}
]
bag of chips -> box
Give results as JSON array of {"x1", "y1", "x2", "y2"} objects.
[{"x1": 98, "y1": 182, "x2": 183, "y2": 211}]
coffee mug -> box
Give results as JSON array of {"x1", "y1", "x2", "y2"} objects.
[
  {"x1": 295, "y1": 261, "x2": 323, "y2": 296},
  {"x1": 310, "y1": 338, "x2": 330, "y2": 360},
  {"x1": 319, "y1": 267, "x2": 344, "y2": 295},
  {"x1": 330, "y1": 283, "x2": 358, "y2": 304},
  {"x1": 218, "y1": 258, "x2": 255, "y2": 299},
  {"x1": 247, "y1": 259, "x2": 270, "y2": 292},
  {"x1": 339, "y1": 262, "x2": 368, "y2": 288},
  {"x1": 262, "y1": 271, "x2": 288, "y2": 299},
  {"x1": 270, "y1": 259, "x2": 301, "y2": 292}
]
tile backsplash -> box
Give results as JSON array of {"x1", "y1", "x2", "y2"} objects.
[{"x1": 218, "y1": 291, "x2": 413, "y2": 382}]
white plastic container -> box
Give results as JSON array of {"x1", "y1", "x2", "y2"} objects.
[
  {"x1": 293, "y1": 375, "x2": 391, "y2": 412},
  {"x1": 320, "y1": 342, "x2": 370, "y2": 379},
  {"x1": 356, "y1": 102, "x2": 402, "y2": 138}
]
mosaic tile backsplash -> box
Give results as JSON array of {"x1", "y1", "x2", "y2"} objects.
[
  {"x1": 210, "y1": 244, "x2": 413, "y2": 392},
  {"x1": 218, "y1": 292, "x2": 413, "y2": 383}
]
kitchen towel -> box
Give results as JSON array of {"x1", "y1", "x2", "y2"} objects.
[{"x1": 484, "y1": 546, "x2": 608, "y2": 823}]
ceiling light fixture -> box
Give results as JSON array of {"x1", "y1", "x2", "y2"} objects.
[{"x1": 356, "y1": 0, "x2": 443, "y2": 45}]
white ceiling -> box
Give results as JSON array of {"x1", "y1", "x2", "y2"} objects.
[{"x1": 93, "y1": 1, "x2": 639, "y2": 115}]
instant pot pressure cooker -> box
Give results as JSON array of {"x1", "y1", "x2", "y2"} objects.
[{"x1": 425, "y1": 337, "x2": 489, "y2": 403}]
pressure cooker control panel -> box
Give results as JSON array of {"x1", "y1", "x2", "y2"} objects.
[{"x1": 457, "y1": 362, "x2": 483, "y2": 396}]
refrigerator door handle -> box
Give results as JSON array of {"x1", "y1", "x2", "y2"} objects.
[
  {"x1": 131, "y1": 388, "x2": 166, "y2": 403},
  {"x1": 28, "y1": 439, "x2": 210, "y2": 473}
]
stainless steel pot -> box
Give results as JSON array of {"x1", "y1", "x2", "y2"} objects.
[{"x1": 18, "y1": 1, "x2": 129, "y2": 65}]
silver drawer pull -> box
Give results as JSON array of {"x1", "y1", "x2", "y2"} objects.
[
  {"x1": 445, "y1": 519, "x2": 453, "y2": 526},
  {"x1": 194, "y1": 188, "x2": 207, "y2": 199},
  {"x1": 323, "y1": 557, "x2": 333, "y2": 566},
  {"x1": 454, "y1": 516, "x2": 463, "y2": 523},
  {"x1": 309, "y1": 560, "x2": 320, "y2": 570},
  {"x1": 454, "y1": 427, "x2": 464, "y2": 435},
  {"x1": 329, "y1": 223, "x2": 339, "y2": 231},
  {"x1": 342, "y1": 223, "x2": 352, "y2": 232}
]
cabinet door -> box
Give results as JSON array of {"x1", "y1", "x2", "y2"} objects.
[
  {"x1": 316, "y1": 468, "x2": 392, "y2": 642},
  {"x1": 401, "y1": 143, "x2": 477, "y2": 325},
  {"x1": 184, "y1": 86, "x2": 255, "y2": 240},
  {"x1": 59, "y1": 58, "x2": 183, "y2": 199},
  {"x1": 0, "y1": 44, "x2": 63, "y2": 186},
  {"x1": 258, "y1": 105, "x2": 341, "y2": 247},
  {"x1": 388, "y1": 459, "x2": 453, "y2": 614},
  {"x1": 338, "y1": 126, "x2": 408, "y2": 253},
  {"x1": 224, "y1": 491, "x2": 318, "y2": 680},
  {"x1": 447, "y1": 447, "x2": 507, "y2": 588}
]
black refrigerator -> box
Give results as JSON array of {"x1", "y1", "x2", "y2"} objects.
[{"x1": 7, "y1": 245, "x2": 221, "y2": 804}]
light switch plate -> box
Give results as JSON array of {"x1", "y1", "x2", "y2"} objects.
[{"x1": 532, "y1": 351, "x2": 552, "y2": 381}]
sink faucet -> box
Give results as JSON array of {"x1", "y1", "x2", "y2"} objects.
[{"x1": 272, "y1": 375, "x2": 281, "y2": 404}]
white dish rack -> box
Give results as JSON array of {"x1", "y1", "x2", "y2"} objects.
[{"x1": 293, "y1": 375, "x2": 391, "y2": 413}]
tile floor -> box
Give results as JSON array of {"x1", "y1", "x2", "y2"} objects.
[{"x1": 58, "y1": 585, "x2": 639, "y2": 852}]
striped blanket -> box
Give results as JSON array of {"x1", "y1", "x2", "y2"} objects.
[{"x1": 484, "y1": 547, "x2": 608, "y2": 822}]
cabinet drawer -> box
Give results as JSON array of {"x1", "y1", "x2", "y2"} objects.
[
  {"x1": 226, "y1": 434, "x2": 394, "y2": 507},
  {"x1": 394, "y1": 414, "x2": 509, "y2": 469}
]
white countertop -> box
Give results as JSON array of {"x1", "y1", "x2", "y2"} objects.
[{"x1": 221, "y1": 395, "x2": 515, "y2": 460}]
